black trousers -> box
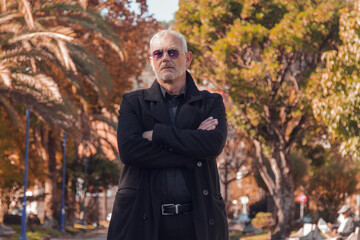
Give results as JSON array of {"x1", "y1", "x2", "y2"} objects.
[{"x1": 159, "y1": 213, "x2": 196, "y2": 240}]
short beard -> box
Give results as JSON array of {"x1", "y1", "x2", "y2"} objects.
[{"x1": 152, "y1": 67, "x2": 176, "y2": 83}]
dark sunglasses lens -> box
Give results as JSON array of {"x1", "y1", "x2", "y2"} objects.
[
  {"x1": 152, "y1": 50, "x2": 164, "y2": 60},
  {"x1": 167, "y1": 49, "x2": 179, "y2": 59}
]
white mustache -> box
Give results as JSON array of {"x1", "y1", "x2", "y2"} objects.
[{"x1": 161, "y1": 64, "x2": 175, "y2": 69}]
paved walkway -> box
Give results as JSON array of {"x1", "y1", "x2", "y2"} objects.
[{"x1": 51, "y1": 228, "x2": 107, "y2": 240}]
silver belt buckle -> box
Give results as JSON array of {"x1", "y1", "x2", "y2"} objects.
[{"x1": 161, "y1": 204, "x2": 179, "y2": 215}]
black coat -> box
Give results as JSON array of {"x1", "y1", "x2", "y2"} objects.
[{"x1": 107, "y1": 72, "x2": 228, "y2": 240}]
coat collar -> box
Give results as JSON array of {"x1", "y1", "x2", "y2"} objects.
[
  {"x1": 144, "y1": 71, "x2": 202, "y2": 104},
  {"x1": 143, "y1": 71, "x2": 203, "y2": 126}
]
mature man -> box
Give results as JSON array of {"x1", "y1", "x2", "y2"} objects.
[
  {"x1": 107, "y1": 30, "x2": 228, "y2": 240},
  {"x1": 326, "y1": 205, "x2": 356, "y2": 240},
  {"x1": 336, "y1": 205, "x2": 355, "y2": 239}
]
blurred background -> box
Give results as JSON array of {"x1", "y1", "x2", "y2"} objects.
[{"x1": 1, "y1": 0, "x2": 360, "y2": 239}]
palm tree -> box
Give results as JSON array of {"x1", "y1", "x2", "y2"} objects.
[{"x1": 0, "y1": 0, "x2": 125, "y2": 222}]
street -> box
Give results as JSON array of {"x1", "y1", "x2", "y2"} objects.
[{"x1": 51, "y1": 228, "x2": 107, "y2": 240}]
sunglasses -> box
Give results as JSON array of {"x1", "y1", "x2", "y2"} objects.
[{"x1": 152, "y1": 49, "x2": 180, "y2": 61}]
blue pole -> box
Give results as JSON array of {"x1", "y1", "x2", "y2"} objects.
[
  {"x1": 60, "y1": 132, "x2": 67, "y2": 232},
  {"x1": 82, "y1": 142, "x2": 88, "y2": 226},
  {"x1": 19, "y1": 108, "x2": 30, "y2": 240}
]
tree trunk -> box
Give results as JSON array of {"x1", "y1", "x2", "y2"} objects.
[
  {"x1": 223, "y1": 164, "x2": 229, "y2": 203},
  {"x1": 254, "y1": 139, "x2": 295, "y2": 240},
  {"x1": 44, "y1": 130, "x2": 58, "y2": 225},
  {"x1": 95, "y1": 190, "x2": 99, "y2": 226},
  {"x1": 271, "y1": 183, "x2": 295, "y2": 240},
  {"x1": 104, "y1": 188, "x2": 108, "y2": 221},
  {"x1": 224, "y1": 181, "x2": 232, "y2": 214},
  {"x1": 66, "y1": 178, "x2": 76, "y2": 226},
  {"x1": 219, "y1": 160, "x2": 232, "y2": 215},
  {"x1": 0, "y1": 196, "x2": 9, "y2": 222}
]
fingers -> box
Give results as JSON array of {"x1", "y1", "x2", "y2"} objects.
[
  {"x1": 198, "y1": 116, "x2": 218, "y2": 130},
  {"x1": 142, "y1": 130, "x2": 153, "y2": 141},
  {"x1": 200, "y1": 117, "x2": 217, "y2": 129}
]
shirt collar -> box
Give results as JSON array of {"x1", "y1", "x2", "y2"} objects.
[{"x1": 159, "y1": 83, "x2": 187, "y2": 99}]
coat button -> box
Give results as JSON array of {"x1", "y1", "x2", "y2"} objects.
[
  {"x1": 202, "y1": 189, "x2": 209, "y2": 196},
  {"x1": 168, "y1": 148, "x2": 173, "y2": 152},
  {"x1": 197, "y1": 161, "x2": 202, "y2": 167},
  {"x1": 143, "y1": 212, "x2": 148, "y2": 220},
  {"x1": 208, "y1": 218, "x2": 214, "y2": 225}
]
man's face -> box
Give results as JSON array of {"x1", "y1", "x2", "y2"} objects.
[
  {"x1": 343, "y1": 210, "x2": 351, "y2": 217},
  {"x1": 150, "y1": 33, "x2": 192, "y2": 84}
]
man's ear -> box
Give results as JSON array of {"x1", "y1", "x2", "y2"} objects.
[
  {"x1": 186, "y1": 51, "x2": 193, "y2": 68},
  {"x1": 149, "y1": 57, "x2": 155, "y2": 70}
]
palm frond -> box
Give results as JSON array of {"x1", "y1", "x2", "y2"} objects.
[
  {"x1": 64, "y1": 15, "x2": 125, "y2": 61},
  {"x1": 2, "y1": 27, "x2": 77, "y2": 74},
  {"x1": 11, "y1": 73, "x2": 63, "y2": 102},
  {"x1": 0, "y1": 63, "x2": 11, "y2": 86},
  {"x1": 19, "y1": 0, "x2": 34, "y2": 29},
  {"x1": 1, "y1": 0, "x2": 6, "y2": 13},
  {"x1": 3, "y1": 33, "x2": 79, "y2": 75},
  {"x1": 0, "y1": 23, "x2": 22, "y2": 33},
  {"x1": 0, "y1": 88, "x2": 72, "y2": 127},
  {"x1": 97, "y1": 134, "x2": 118, "y2": 160},
  {"x1": 68, "y1": 44, "x2": 113, "y2": 104},
  {"x1": 1, "y1": 0, "x2": 17, "y2": 11},
  {"x1": 0, "y1": 0, "x2": 123, "y2": 141},
  {"x1": 39, "y1": 3, "x2": 112, "y2": 33},
  {"x1": 8, "y1": 31, "x2": 74, "y2": 44},
  {"x1": 60, "y1": 94, "x2": 78, "y2": 117},
  {"x1": 90, "y1": 114, "x2": 117, "y2": 131},
  {"x1": 78, "y1": 0, "x2": 88, "y2": 10},
  {"x1": 21, "y1": 40, "x2": 37, "y2": 72},
  {"x1": 0, "y1": 96, "x2": 22, "y2": 128},
  {"x1": 47, "y1": 26, "x2": 76, "y2": 37},
  {"x1": 38, "y1": 3, "x2": 125, "y2": 60},
  {"x1": 96, "y1": 32, "x2": 125, "y2": 61},
  {"x1": 0, "y1": 13, "x2": 23, "y2": 25},
  {"x1": 0, "y1": 48, "x2": 89, "y2": 105},
  {"x1": 86, "y1": 123, "x2": 118, "y2": 159},
  {"x1": 33, "y1": 40, "x2": 64, "y2": 66},
  {"x1": 0, "y1": 48, "x2": 53, "y2": 64},
  {"x1": 57, "y1": 39, "x2": 77, "y2": 73},
  {"x1": 38, "y1": 15, "x2": 126, "y2": 61}
]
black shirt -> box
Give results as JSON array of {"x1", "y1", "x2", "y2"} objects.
[{"x1": 159, "y1": 86, "x2": 192, "y2": 203}]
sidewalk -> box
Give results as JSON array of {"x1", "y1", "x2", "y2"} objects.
[{"x1": 51, "y1": 227, "x2": 108, "y2": 240}]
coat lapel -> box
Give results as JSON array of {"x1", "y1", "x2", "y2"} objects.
[
  {"x1": 176, "y1": 72, "x2": 203, "y2": 129},
  {"x1": 144, "y1": 71, "x2": 203, "y2": 128},
  {"x1": 144, "y1": 80, "x2": 172, "y2": 125}
]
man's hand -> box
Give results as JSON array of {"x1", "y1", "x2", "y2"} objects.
[
  {"x1": 198, "y1": 116, "x2": 218, "y2": 130},
  {"x1": 142, "y1": 130, "x2": 153, "y2": 141}
]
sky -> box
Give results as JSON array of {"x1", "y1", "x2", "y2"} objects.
[{"x1": 146, "y1": 0, "x2": 179, "y2": 22}]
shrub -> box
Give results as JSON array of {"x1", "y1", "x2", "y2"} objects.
[{"x1": 251, "y1": 212, "x2": 274, "y2": 230}]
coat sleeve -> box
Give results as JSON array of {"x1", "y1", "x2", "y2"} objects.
[
  {"x1": 152, "y1": 94, "x2": 227, "y2": 159},
  {"x1": 117, "y1": 94, "x2": 195, "y2": 169}
]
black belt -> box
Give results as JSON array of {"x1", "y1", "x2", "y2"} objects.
[{"x1": 161, "y1": 203, "x2": 192, "y2": 216}]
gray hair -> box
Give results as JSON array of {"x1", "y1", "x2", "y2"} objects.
[{"x1": 149, "y1": 30, "x2": 188, "y2": 53}]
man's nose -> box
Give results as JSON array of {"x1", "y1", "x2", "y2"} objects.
[{"x1": 161, "y1": 51, "x2": 171, "y2": 61}]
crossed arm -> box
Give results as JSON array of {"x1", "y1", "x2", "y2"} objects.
[
  {"x1": 117, "y1": 94, "x2": 226, "y2": 168},
  {"x1": 145, "y1": 95, "x2": 226, "y2": 159},
  {"x1": 142, "y1": 116, "x2": 219, "y2": 140}
]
